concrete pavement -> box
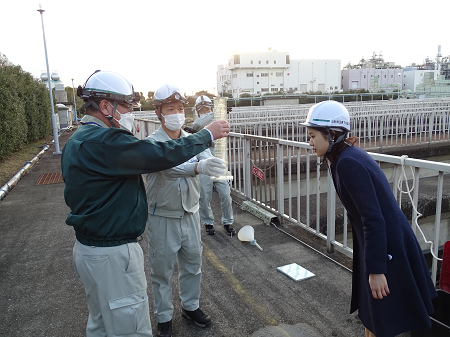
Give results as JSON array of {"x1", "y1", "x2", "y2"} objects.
[{"x1": 0, "y1": 128, "x2": 386, "y2": 337}]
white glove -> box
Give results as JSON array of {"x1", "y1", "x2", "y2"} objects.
[{"x1": 197, "y1": 157, "x2": 226, "y2": 177}]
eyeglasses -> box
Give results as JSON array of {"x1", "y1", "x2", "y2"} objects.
[
  {"x1": 118, "y1": 103, "x2": 134, "y2": 113},
  {"x1": 109, "y1": 102, "x2": 134, "y2": 114}
]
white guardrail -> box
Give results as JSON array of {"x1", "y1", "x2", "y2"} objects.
[
  {"x1": 133, "y1": 99, "x2": 450, "y2": 285},
  {"x1": 135, "y1": 98, "x2": 450, "y2": 150},
  {"x1": 225, "y1": 131, "x2": 449, "y2": 286},
  {"x1": 227, "y1": 98, "x2": 450, "y2": 150}
]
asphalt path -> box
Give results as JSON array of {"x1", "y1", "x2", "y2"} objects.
[{"x1": 0, "y1": 129, "x2": 411, "y2": 337}]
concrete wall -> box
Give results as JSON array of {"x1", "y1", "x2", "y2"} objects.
[{"x1": 261, "y1": 98, "x2": 299, "y2": 106}]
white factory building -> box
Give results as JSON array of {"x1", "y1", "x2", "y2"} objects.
[
  {"x1": 341, "y1": 68, "x2": 404, "y2": 91},
  {"x1": 341, "y1": 67, "x2": 442, "y2": 93},
  {"x1": 402, "y1": 68, "x2": 440, "y2": 91},
  {"x1": 217, "y1": 51, "x2": 341, "y2": 98}
]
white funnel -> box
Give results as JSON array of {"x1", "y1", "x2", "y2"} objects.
[{"x1": 238, "y1": 225, "x2": 263, "y2": 251}]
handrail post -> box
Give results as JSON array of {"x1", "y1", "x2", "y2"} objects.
[
  {"x1": 326, "y1": 169, "x2": 336, "y2": 253},
  {"x1": 431, "y1": 172, "x2": 444, "y2": 285},
  {"x1": 277, "y1": 143, "x2": 284, "y2": 216},
  {"x1": 429, "y1": 111, "x2": 435, "y2": 144},
  {"x1": 316, "y1": 157, "x2": 321, "y2": 233},
  {"x1": 244, "y1": 138, "x2": 252, "y2": 198}
]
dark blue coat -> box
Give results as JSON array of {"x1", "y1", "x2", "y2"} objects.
[{"x1": 330, "y1": 146, "x2": 437, "y2": 337}]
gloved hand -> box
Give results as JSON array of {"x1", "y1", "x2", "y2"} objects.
[{"x1": 197, "y1": 157, "x2": 226, "y2": 177}]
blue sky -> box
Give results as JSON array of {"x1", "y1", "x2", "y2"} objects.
[{"x1": 1, "y1": 0, "x2": 448, "y2": 97}]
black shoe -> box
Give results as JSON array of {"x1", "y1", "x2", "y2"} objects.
[
  {"x1": 181, "y1": 307, "x2": 212, "y2": 327},
  {"x1": 205, "y1": 224, "x2": 215, "y2": 235},
  {"x1": 224, "y1": 224, "x2": 236, "y2": 236},
  {"x1": 157, "y1": 320, "x2": 172, "y2": 337}
]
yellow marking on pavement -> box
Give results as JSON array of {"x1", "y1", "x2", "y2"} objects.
[{"x1": 202, "y1": 243, "x2": 278, "y2": 327}]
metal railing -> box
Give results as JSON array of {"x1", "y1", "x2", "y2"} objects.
[
  {"x1": 226, "y1": 132, "x2": 450, "y2": 286},
  {"x1": 132, "y1": 109, "x2": 450, "y2": 285},
  {"x1": 228, "y1": 98, "x2": 450, "y2": 150}
]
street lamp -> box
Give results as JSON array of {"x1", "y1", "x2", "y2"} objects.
[
  {"x1": 37, "y1": 4, "x2": 61, "y2": 155},
  {"x1": 71, "y1": 78, "x2": 78, "y2": 124}
]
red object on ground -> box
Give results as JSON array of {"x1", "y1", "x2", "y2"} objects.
[{"x1": 440, "y1": 241, "x2": 450, "y2": 292}]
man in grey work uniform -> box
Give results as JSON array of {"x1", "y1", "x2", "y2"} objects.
[
  {"x1": 191, "y1": 95, "x2": 235, "y2": 236},
  {"x1": 144, "y1": 85, "x2": 226, "y2": 337},
  {"x1": 61, "y1": 71, "x2": 229, "y2": 337}
]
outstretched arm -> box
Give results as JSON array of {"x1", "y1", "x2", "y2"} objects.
[{"x1": 204, "y1": 120, "x2": 230, "y2": 140}]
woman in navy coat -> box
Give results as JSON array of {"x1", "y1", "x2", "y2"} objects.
[{"x1": 302, "y1": 101, "x2": 437, "y2": 337}]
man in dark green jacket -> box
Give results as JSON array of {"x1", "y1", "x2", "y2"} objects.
[{"x1": 61, "y1": 70, "x2": 229, "y2": 337}]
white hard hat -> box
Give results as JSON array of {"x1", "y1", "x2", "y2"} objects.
[
  {"x1": 195, "y1": 95, "x2": 213, "y2": 113},
  {"x1": 77, "y1": 70, "x2": 141, "y2": 107},
  {"x1": 302, "y1": 101, "x2": 350, "y2": 132},
  {"x1": 153, "y1": 84, "x2": 188, "y2": 107}
]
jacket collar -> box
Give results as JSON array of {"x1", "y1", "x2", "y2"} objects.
[
  {"x1": 80, "y1": 115, "x2": 110, "y2": 128},
  {"x1": 154, "y1": 126, "x2": 188, "y2": 141}
]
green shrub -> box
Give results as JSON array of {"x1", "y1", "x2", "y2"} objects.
[{"x1": 0, "y1": 59, "x2": 52, "y2": 160}]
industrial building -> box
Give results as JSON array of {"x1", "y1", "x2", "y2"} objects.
[
  {"x1": 342, "y1": 47, "x2": 450, "y2": 95},
  {"x1": 217, "y1": 50, "x2": 341, "y2": 98},
  {"x1": 39, "y1": 70, "x2": 76, "y2": 129},
  {"x1": 403, "y1": 68, "x2": 440, "y2": 92},
  {"x1": 341, "y1": 52, "x2": 403, "y2": 92}
]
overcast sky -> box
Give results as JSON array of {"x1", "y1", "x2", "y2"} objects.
[{"x1": 1, "y1": 0, "x2": 448, "y2": 98}]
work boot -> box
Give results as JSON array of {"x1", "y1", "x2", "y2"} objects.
[
  {"x1": 224, "y1": 224, "x2": 236, "y2": 236},
  {"x1": 205, "y1": 224, "x2": 215, "y2": 235},
  {"x1": 182, "y1": 307, "x2": 212, "y2": 327},
  {"x1": 157, "y1": 320, "x2": 172, "y2": 337}
]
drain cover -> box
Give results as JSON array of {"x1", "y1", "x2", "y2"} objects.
[{"x1": 35, "y1": 173, "x2": 64, "y2": 185}]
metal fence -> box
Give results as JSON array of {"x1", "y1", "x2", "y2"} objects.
[
  {"x1": 228, "y1": 98, "x2": 450, "y2": 150},
  {"x1": 132, "y1": 102, "x2": 450, "y2": 285},
  {"x1": 226, "y1": 132, "x2": 450, "y2": 286}
]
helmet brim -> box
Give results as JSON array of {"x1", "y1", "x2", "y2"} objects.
[
  {"x1": 300, "y1": 121, "x2": 323, "y2": 128},
  {"x1": 154, "y1": 91, "x2": 188, "y2": 106}
]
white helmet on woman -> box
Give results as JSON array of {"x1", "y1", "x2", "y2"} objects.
[
  {"x1": 195, "y1": 95, "x2": 213, "y2": 116},
  {"x1": 301, "y1": 100, "x2": 351, "y2": 152},
  {"x1": 302, "y1": 100, "x2": 350, "y2": 131}
]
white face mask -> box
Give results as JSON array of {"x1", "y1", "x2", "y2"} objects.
[
  {"x1": 198, "y1": 111, "x2": 214, "y2": 120},
  {"x1": 110, "y1": 103, "x2": 135, "y2": 133},
  {"x1": 163, "y1": 113, "x2": 185, "y2": 131}
]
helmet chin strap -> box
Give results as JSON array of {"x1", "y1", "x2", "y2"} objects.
[
  {"x1": 85, "y1": 99, "x2": 101, "y2": 113},
  {"x1": 327, "y1": 130, "x2": 347, "y2": 153},
  {"x1": 87, "y1": 99, "x2": 117, "y2": 128},
  {"x1": 105, "y1": 102, "x2": 118, "y2": 128}
]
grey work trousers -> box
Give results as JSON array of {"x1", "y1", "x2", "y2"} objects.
[
  {"x1": 199, "y1": 173, "x2": 234, "y2": 226},
  {"x1": 73, "y1": 240, "x2": 152, "y2": 337},
  {"x1": 147, "y1": 211, "x2": 202, "y2": 323}
]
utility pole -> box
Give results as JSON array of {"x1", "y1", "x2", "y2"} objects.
[
  {"x1": 71, "y1": 78, "x2": 78, "y2": 125},
  {"x1": 37, "y1": 4, "x2": 61, "y2": 155}
]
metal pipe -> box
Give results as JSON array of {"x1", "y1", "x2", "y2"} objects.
[{"x1": 0, "y1": 145, "x2": 50, "y2": 201}]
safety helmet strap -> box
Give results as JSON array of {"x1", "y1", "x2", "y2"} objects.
[
  {"x1": 106, "y1": 101, "x2": 118, "y2": 128},
  {"x1": 326, "y1": 128, "x2": 347, "y2": 153},
  {"x1": 84, "y1": 99, "x2": 102, "y2": 113}
]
